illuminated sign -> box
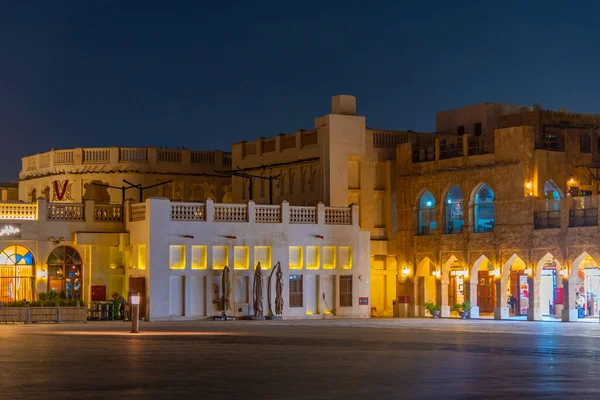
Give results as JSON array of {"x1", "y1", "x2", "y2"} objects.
[
  {"x1": 359, "y1": 297, "x2": 369, "y2": 305},
  {"x1": 0, "y1": 224, "x2": 21, "y2": 238}
]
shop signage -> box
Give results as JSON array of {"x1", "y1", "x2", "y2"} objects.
[
  {"x1": 359, "y1": 297, "x2": 369, "y2": 305},
  {"x1": 519, "y1": 275, "x2": 529, "y2": 315},
  {"x1": 0, "y1": 224, "x2": 21, "y2": 238},
  {"x1": 450, "y1": 204, "x2": 463, "y2": 219}
]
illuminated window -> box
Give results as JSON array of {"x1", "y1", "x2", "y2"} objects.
[
  {"x1": 254, "y1": 246, "x2": 271, "y2": 270},
  {"x1": 169, "y1": 245, "x2": 186, "y2": 270},
  {"x1": 137, "y1": 245, "x2": 146, "y2": 270},
  {"x1": 212, "y1": 246, "x2": 228, "y2": 270},
  {"x1": 234, "y1": 246, "x2": 249, "y2": 270},
  {"x1": 474, "y1": 184, "x2": 495, "y2": 233},
  {"x1": 191, "y1": 246, "x2": 207, "y2": 270},
  {"x1": 340, "y1": 275, "x2": 353, "y2": 307},
  {"x1": 289, "y1": 275, "x2": 303, "y2": 307},
  {"x1": 416, "y1": 190, "x2": 436, "y2": 235},
  {"x1": 444, "y1": 185, "x2": 464, "y2": 234},
  {"x1": 339, "y1": 247, "x2": 352, "y2": 270},
  {"x1": 323, "y1": 246, "x2": 336, "y2": 270},
  {"x1": 289, "y1": 246, "x2": 303, "y2": 270},
  {"x1": 47, "y1": 246, "x2": 82, "y2": 300},
  {"x1": 306, "y1": 246, "x2": 320, "y2": 270},
  {"x1": 0, "y1": 245, "x2": 35, "y2": 302}
]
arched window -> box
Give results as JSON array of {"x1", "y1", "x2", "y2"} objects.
[
  {"x1": 444, "y1": 185, "x2": 464, "y2": 234},
  {"x1": 0, "y1": 245, "x2": 35, "y2": 302},
  {"x1": 474, "y1": 184, "x2": 495, "y2": 233},
  {"x1": 47, "y1": 246, "x2": 83, "y2": 300},
  {"x1": 416, "y1": 190, "x2": 436, "y2": 235}
]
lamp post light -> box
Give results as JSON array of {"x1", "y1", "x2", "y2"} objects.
[{"x1": 131, "y1": 293, "x2": 140, "y2": 333}]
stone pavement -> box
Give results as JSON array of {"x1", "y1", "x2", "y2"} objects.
[{"x1": 2, "y1": 318, "x2": 600, "y2": 399}]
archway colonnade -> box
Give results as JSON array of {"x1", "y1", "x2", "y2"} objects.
[{"x1": 409, "y1": 249, "x2": 600, "y2": 322}]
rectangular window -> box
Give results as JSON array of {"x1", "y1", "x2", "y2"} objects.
[
  {"x1": 289, "y1": 275, "x2": 303, "y2": 307},
  {"x1": 457, "y1": 125, "x2": 465, "y2": 135},
  {"x1": 191, "y1": 245, "x2": 207, "y2": 270},
  {"x1": 289, "y1": 246, "x2": 303, "y2": 270},
  {"x1": 306, "y1": 246, "x2": 320, "y2": 270},
  {"x1": 234, "y1": 246, "x2": 249, "y2": 270},
  {"x1": 212, "y1": 246, "x2": 228, "y2": 270},
  {"x1": 137, "y1": 245, "x2": 146, "y2": 270},
  {"x1": 323, "y1": 246, "x2": 336, "y2": 270},
  {"x1": 254, "y1": 246, "x2": 272, "y2": 270},
  {"x1": 339, "y1": 247, "x2": 353, "y2": 270},
  {"x1": 340, "y1": 275, "x2": 353, "y2": 307},
  {"x1": 169, "y1": 245, "x2": 186, "y2": 270},
  {"x1": 474, "y1": 122, "x2": 482, "y2": 137},
  {"x1": 580, "y1": 132, "x2": 591, "y2": 153}
]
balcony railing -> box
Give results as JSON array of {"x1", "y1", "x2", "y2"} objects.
[
  {"x1": 439, "y1": 138, "x2": 463, "y2": 160},
  {"x1": 412, "y1": 136, "x2": 436, "y2": 163},
  {"x1": 569, "y1": 196, "x2": 598, "y2": 227},
  {"x1": 534, "y1": 211, "x2": 561, "y2": 229},
  {"x1": 467, "y1": 136, "x2": 494, "y2": 156},
  {"x1": 535, "y1": 130, "x2": 565, "y2": 152}
]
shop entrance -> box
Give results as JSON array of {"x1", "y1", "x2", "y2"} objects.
[{"x1": 478, "y1": 271, "x2": 495, "y2": 314}]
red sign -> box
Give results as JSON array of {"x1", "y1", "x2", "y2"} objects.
[
  {"x1": 555, "y1": 288, "x2": 564, "y2": 305},
  {"x1": 359, "y1": 297, "x2": 369, "y2": 305}
]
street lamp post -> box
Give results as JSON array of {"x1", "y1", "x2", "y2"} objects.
[{"x1": 131, "y1": 293, "x2": 140, "y2": 333}]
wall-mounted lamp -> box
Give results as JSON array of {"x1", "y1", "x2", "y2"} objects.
[
  {"x1": 432, "y1": 270, "x2": 441, "y2": 278},
  {"x1": 48, "y1": 236, "x2": 64, "y2": 244},
  {"x1": 560, "y1": 268, "x2": 568, "y2": 277},
  {"x1": 524, "y1": 181, "x2": 533, "y2": 197},
  {"x1": 314, "y1": 235, "x2": 324, "y2": 239},
  {"x1": 524, "y1": 267, "x2": 532, "y2": 275},
  {"x1": 463, "y1": 269, "x2": 469, "y2": 279},
  {"x1": 489, "y1": 268, "x2": 500, "y2": 277},
  {"x1": 402, "y1": 267, "x2": 411, "y2": 276}
]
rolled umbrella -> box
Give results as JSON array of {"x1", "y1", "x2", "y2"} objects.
[
  {"x1": 252, "y1": 262, "x2": 264, "y2": 316},
  {"x1": 275, "y1": 263, "x2": 284, "y2": 315},
  {"x1": 221, "y1": 265, "x2": 231, "y2": 314}
]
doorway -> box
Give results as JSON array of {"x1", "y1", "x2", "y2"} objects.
[
  {"x1": 478, "y1": 271, "x2": 495, "y2": 313},
  {"x1": 129, "y1": 277, "x2": 147, "y2": 319}
]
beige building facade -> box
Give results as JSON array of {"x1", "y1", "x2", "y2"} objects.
[
  {"x1": 19, "y1": 147, "x2": 232, "y2": 204},
  {"x1": 232, "y1": 95, "x2": 421, "y2": 316},
  {"x1": 397, "y1": 109, "x2": 600, "y2": 321}
]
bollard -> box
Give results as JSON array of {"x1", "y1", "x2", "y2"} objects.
[{"x1": 131, "y1": 293, "x2": 140, "y2": 333}]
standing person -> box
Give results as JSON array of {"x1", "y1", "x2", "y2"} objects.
[{"x1": 112, "y1": 292, "x2": 128, "y2": 321}]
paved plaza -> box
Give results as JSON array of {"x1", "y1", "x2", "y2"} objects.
[{"x1": 2, "y1": 318, "x2": 600, "y2": 399}]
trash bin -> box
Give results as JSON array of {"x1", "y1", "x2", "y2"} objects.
[
  {"x1": 578, "y1": 307, "x2": 584, "y2": 319},
  {"x1": 113, "y1": 300, "x2": 121, "y2": 320},
  {"x1": 394, "y1": 296, "x2": 410, "y2": 318},
  {"x1": 100, "y1": 302, "x2": 109, "y2": 320}
]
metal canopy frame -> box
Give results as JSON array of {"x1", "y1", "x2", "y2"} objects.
[
  {"x1": 214, "y1": 167, "x2": 280, "y2": 205},
  {"x1": 91, "y1": 180, "x2": 173, "y2": 203}
]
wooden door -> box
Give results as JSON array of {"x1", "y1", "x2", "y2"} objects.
[
  {"x1": 478, "y1": 271, "x2": 495, "y2": 313},
  {"x1": 449, "y1": 275, "x2": 457, "y2": 307},
  {"x1": 129, "y1": 277, "x2": 147, "y2": 319},
  {"x1": 91, "y1": 285, "x2": 106, "y2": 302},
  {"x1": 509, "y1": 271, "x2": 519, "y2": 315}
]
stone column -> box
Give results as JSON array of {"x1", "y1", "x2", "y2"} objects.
[
  {"x1": 561, "y1": 279, "x2": 578, "y2": 322},
  {"x1": 527, "y1": 275, "x2": 541, "y2": 321},
  {"x1": 555, "y1": 275, "x2": 564, "y2": 317},
  {"x1": 417, "y1": 276, "x2": 425, "y2": 317},
  {"x1": 465, "y1": 281, "x2": 479, "y2": 318},
  {"x1": 440, "y1": 279, "x2": 450, "y2": 317},
  {"x1": 494, "y1": 279, "x2": 509, "y2": 320}
]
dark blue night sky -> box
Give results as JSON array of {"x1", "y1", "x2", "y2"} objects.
[{"x1": 0, "y1": 1, "x2": 598, "y2": 180}]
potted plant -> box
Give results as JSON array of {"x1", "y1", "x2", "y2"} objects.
[
  {"x1": 452, "y1": 301, "x2": 472, "y2": 319},
  {"x1": 424, "y1": 300, "x2": 441, "y2": 318}
]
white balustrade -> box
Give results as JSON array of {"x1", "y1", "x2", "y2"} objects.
[
  {"x1": 94, "y1": 204, "x2": 123, "y2": 222},
  {"x1": 0, "y1": 203, "x2": 38, "y2": 220},
  {"x1": 83, "y1": 148, "x2": 111, "y2": 163},
  {"x1": 54, "y1": 150, "x2": 74, "y2": 165},
  {"x1": 120, "y1": 148, "x2": 147, "y2": 162},
  {"x1": 213, "y1": 204, "x2": 248, "y2": 222},
  {"x1": 47, "y1": 204, "x2": 84, "y2": 221},
  {"x1": 157, "y1": 149, "x2": 182, "y2": 163},
  {"x1": 325, "y1": 207, "x2": 352, "y2": 225},
  {"x1": 171, "y1": 203, "x2": 205, "y2": 221},
  {"x1": 289, "y1": 206, "x2": 317, "y2": 224},
  {"x1": 191, "y1": 151, "x2": 215, "y2": 164},
  {"x1": 255, "y1": 205, "x2": 281, "y2": 223},
  {"x1": 130, "y1": 203, "x2": 146, "y2": 221}
]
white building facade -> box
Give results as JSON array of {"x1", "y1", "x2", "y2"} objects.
[{"x1": 0, "y1": 198, "x2": 370, "y2": 320}]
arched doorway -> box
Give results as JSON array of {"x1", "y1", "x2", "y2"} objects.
[
  {"x1": 415, "y1": 257, "x2": 437, "y2": 316},
  {"x1": 472, "y1": 255, "x2": 496, "y2": 316},
  {"x1": 536, "y1": 253, "x2": 562, "y2": 319},
  {"x1": 499, "y1": 254, "x2": 528, "y2": 319},
  {"x1": 568, "y1": 253, "x2": 599, "y2": 321},
  {"x1": 47, "y1": 246, "x2": 83, "y2": 300},
  {"x1": 442, "y1": 256, "x2": 468, "y2": 317},
  {"x1": 0, "y1": 245, "x2": 35, "y2": 302}
]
